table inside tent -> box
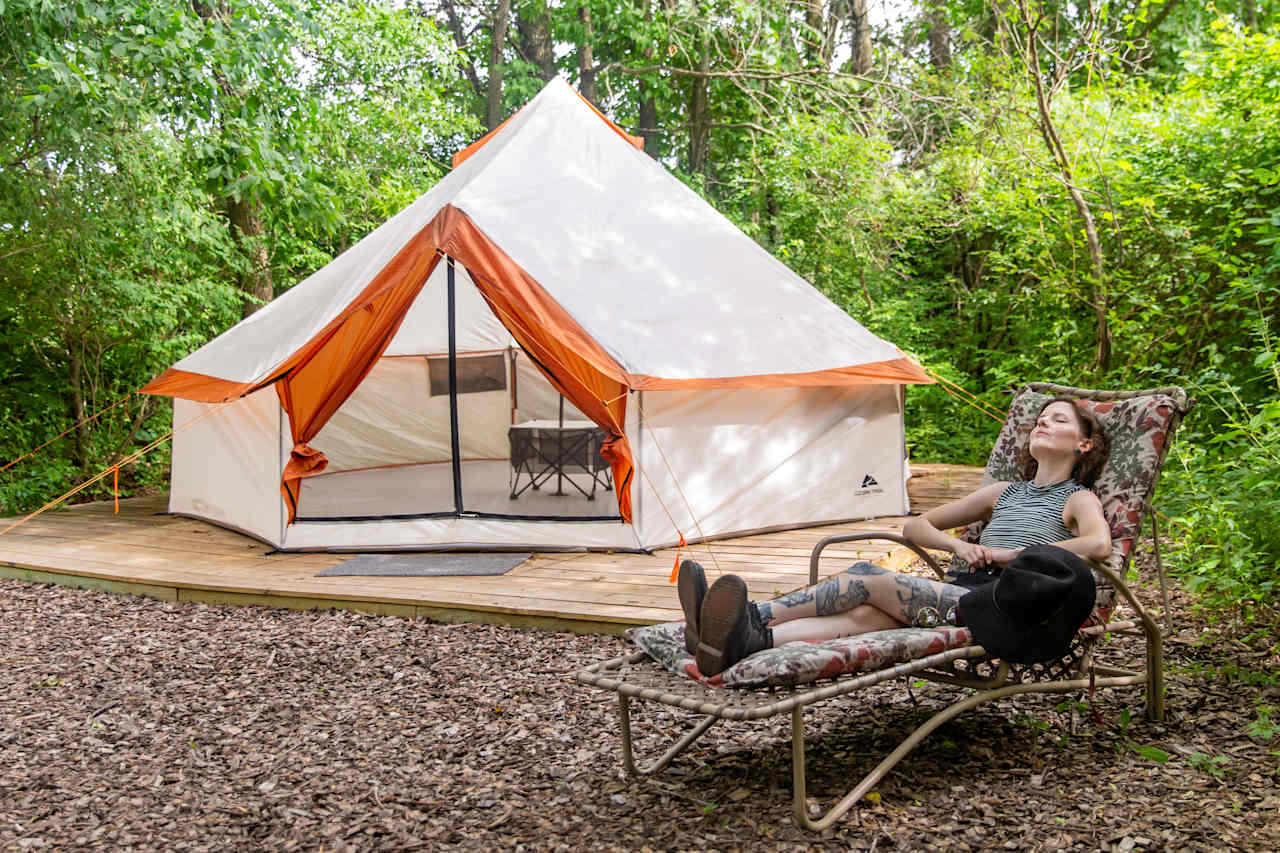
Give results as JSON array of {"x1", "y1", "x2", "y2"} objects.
[{"x1": 508, "y1": 418, "x2": 613, "y2": 500}]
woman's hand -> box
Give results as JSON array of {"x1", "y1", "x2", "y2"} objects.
[
  {"x1": 985, "y1": 547, "x2": 1022, "y2": 567},
  {"x1": 952, "y1": 541, "x2": 992, "y2": 569}
]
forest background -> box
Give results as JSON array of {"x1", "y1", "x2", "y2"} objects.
[{"x1": 1, "y1": 0, "x2": 1276, "y2": 619}]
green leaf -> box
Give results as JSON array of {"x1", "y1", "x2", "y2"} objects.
[{"x1": 1134, "y1": 745, "x2": 1171, "y2": 763}]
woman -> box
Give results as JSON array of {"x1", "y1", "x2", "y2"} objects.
[{"x1": 680, "y1": 397, "x2": 1113, "y2": 677}]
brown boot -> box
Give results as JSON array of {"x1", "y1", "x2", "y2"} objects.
[
  {"x1": 696, "y1": 575, "x2": 772, "y2": 676},
  {"x1": 677, "y1": 559, "x2": 707, "y2": 656}
]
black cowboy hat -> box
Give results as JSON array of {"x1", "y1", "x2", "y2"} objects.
[{"x1": 958, "y1": 544, "x2": 1096, "y2": 664}]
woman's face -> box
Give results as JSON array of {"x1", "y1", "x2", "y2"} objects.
[{"x1": 1028, "y1": 401, "x2": 1092, "y2": 460}]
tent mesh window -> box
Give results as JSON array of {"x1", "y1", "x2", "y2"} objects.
[{"x1": 427, "y1": 353, "x2": 507, "y2": 396}]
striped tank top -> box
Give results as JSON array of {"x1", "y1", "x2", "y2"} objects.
[{"x1": 950, "y1": 479, "x2": 1085, "y2": 575}]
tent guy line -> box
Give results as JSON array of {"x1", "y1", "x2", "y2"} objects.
[{"x1": 0, "y1": 399, "x2": 233, "y2": 539}]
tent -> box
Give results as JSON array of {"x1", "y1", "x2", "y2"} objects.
[{"x1": 142, "y1": 79, "x2": 932, "y2": 552}]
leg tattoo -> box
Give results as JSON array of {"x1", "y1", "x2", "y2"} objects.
[
  {"x1": 764, "y1": 561, "x2": 891, "y2": 624},
  {"x1": 767, "y1": 586, "x2": 815, "y2": 611},
  {"x1": 843, "y1": 561, "x2": 889, "y2": 577},
  {"x1": 891, "y1": 575, "x2": 966, "y2": 626},
  {"x1": 817, "y1": 577, "x2": 868, "y2": 616}
]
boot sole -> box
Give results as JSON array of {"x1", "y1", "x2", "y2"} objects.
[
  {"x1": 696, "y1": 576, "x2": 747, "y2": 676},
  {"x1": 678, "y1": 561, "x2": 706, "y2": 656}
]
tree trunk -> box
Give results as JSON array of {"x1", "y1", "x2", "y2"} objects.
[
  {"x1": 577, "y1": 5, "x2": 597, "y2": 104},
  {"x1": 687, "y1": 37, "x2": 711, "y2": 173},
  {"x1": 926, "y1": 1, "x2": 951, "y2": 69},
  {"x1": 487, "y1": 0, "x2": 512, "y2": 130},
  {"x1": 195, "y1": 0, "x2": 274, "y2": 318},
  {"x1": 637, "y1": 0, "x2": 660, "y2": 157},
  {"x1": 514, "y1": 2, "x2": 557, "y2": 80},
  {"x1": 1017, "y1": 0, "x2": 1111, "y2": 371},
  {"x1": 228, "y1": 195, "x2": 273, "y2": 318},
  {"x1": 804, "y1": 0, "x2": 824, "y2": 66},
  {"x1": 1243, "y1": 0, "x2": 1258, "y2": 30},
  {"x1": 440, "y1": 0, "x2": 485, "y2": 100},
  {"x1": 66, "y1": 338, "x2": 89, "y2": 473},
  {"x1": 849, "y1": 0, "x2": 872, "y2": 75},
  {"x1": 822, "y1": 0, "x2": 845, "y2": 69},
  {"x1": 638, "y1": 86, "x2": 660, "y2": 156}
]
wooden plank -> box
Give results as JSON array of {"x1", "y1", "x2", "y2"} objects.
[
  {"x1": 177, "y1": 588, "x2": 419, "y2": 619},
  {"x1": 2, "y1": 550, "x2": 674, "y2": 623},
  {"x1": 411, "y1": 604, "x2": 629, "y2": 635},
  {"x1": 0, "y1": 565, "x2": 178, "y2": 602}
]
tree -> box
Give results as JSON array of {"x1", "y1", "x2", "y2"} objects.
[
  {"x1": 488, "y1": 0, "x2": 513, "y2": 128},
  {"x1": 0, "y1": 0, "x2": 470, "y2": 510}
]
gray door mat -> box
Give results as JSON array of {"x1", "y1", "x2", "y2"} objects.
[{"x1": 315, "y1": 552, "x2": 531, "y2": 577}]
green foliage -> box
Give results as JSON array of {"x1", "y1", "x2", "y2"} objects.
[
  {"x1": 1159, "y1": 380, "x2": 1280, "y2": 615},
  {"x1": 1186, "y1": 751, "x2": 1231, "y2": 777},
  {"x1": 0, "y1": 125, "x2": 240, "y2": 512},
  {"x1": 1246, "y1": 705, "x2": 1280, "y2": 742},
  {"x1": 0, "y1": 0, "x2": 471, "y2": 513}
]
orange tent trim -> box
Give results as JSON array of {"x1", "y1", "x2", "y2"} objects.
[
  {"x1": 627, "y1": 357, "x2": 933, "y2": 391},
  {"x1": 141, "y1": 369, "x2": 258, "y2": 402}
]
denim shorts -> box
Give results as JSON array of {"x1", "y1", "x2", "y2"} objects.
[{"x1": 943, "y1": 570, "x2": 999, "y2": 591}]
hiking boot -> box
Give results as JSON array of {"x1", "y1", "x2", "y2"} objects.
[
  {"x1": 696, "y1": 575, "x2": 772, "y2": 676},
  {"x1": 677, "y1": 559, "x2": 708, "y2": 656}
]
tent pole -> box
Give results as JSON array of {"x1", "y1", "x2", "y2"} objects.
[
  {"x1": 557, "y1": 395, "x2": 566, "y2": 495},
  {"x1": 447, "y1": 257, "x2": 464, "y2": 514}
]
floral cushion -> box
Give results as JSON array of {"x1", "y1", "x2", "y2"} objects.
[
  {"x1": 964, "y1": 387, "x2": 1185, "y2": 576},
  {"x1": 627, "y1": 620, "x2": 973, "y2": 688}
]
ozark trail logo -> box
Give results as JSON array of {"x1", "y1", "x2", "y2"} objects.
[{"x1": 855, "y1": 473, "x2": 884, "y2": 496}]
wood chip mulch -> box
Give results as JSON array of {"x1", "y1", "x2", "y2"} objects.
[{"x1": 2, "y1": 551, "x2": 1278, "y2": 851}]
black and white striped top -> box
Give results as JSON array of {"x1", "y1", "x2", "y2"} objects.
[{"x1": 951, "y1": 479, "x2": 1085, "y2": 574}]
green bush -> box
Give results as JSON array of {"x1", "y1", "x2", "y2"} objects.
[{"x1": 1160, "y1": 364, "x2": 1280, "y2": 616}]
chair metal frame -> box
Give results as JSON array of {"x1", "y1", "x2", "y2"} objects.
[{"x1": 575, "y1": 382, "x2": 1192, "y2": 830}]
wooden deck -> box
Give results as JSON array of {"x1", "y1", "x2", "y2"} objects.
[{"x1": 0, "y1": 463, "x2": 983, "y2": 634}]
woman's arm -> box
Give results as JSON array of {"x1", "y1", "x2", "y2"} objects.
[
  {"x1": 902, "y1": 482, "x2": 1010, "y2": 568},
  {"x1": 1057, "y1": 489, "x2": 1113, "y2": 562}
]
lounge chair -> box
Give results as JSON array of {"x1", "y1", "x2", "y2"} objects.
[{"x1": 573, "y1": 382, "x2": 1193, "y2": 830}]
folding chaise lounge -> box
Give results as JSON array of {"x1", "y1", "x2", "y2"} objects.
[{"x1": 574, "y1": 383, "x2": 1192, "y2": 830}]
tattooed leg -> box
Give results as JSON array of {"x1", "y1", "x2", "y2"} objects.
[
  {"x1": 867, "y1": 574, "x2": 966, "y2": 626},
  {"x1": 765, "y1": 565, "x2": 966, "y2": 644},
  {"x1": 817, "y1": 576, "x2": 868, "y2": 615},
  {"x1": 765, "y1": 562, "x2": 885, "y2": 624},
  {"x1": 765, "y1": 585, "x2": 815, "y2": 618},
  {"x1": 754, "y1": 600, "x2": 776, "y2": 624}
]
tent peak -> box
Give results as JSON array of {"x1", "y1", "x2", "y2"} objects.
[{"x1": 452, "y1": 78, "x2": 644, "y2": 169}]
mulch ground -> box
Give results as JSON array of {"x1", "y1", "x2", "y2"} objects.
[{"x1": 2, "y1": 550, "x2": 1278, "y2": 852}]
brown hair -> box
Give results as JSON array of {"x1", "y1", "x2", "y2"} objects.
[{"x1": 1018, "y1": 397, "x2": 1110, "y2": 487}]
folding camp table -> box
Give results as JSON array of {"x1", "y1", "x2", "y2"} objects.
[{"x1": 508, "y1": 419, "x2": 613, "y2": 500}]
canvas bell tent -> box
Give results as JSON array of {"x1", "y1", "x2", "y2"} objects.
[{"x1": 141, "y1": 79, "x2": 931, "y2": 552}]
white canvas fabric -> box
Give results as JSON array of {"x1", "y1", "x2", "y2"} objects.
[
  {"x1": 453, "y1": 84, "x2": 901, "y2": 380},
  {"x1": 169, "y1": 390, "x2": 286, "y2": 545},
  {"x1": 163, "y1": 78, "x2": 906, "y2": 388},
  {"x1": 281, "y1": 515, "x2": 640, "y2": 552},
  {"x1": 629, "y1": 385, "x2": 907, "y2": 549},
  {"x1": 384, "y1": 260, "x2": 513, "y2": 357}
]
